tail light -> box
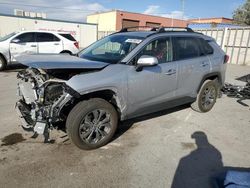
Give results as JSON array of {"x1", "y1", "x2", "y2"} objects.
[
  {"x1": 74, "y1": 41, "x2": 79, "y2": 49},
  {"x1": 224, "y1": 55, "x2": 229, "y2": 64}
]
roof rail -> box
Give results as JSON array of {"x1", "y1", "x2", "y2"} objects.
[
  {"x1": 119, "y1": 26, "x2": 194, "y2": 33},
  {"x1": 119, "y1": 26, "x2": 158, "y2": 32},
  {"x1": 157, "y1": 27, "x2": 194, "y2": 33}
]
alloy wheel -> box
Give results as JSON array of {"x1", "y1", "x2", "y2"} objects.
[
  {"x1": 201, "y1": 86, "x2": 216, "y2": 110},
  {"x1": 78, "y1": 109, "x2": 111, "y2": 144}
]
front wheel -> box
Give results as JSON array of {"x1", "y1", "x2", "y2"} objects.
[
  {"x1": 191, "y1": 80, "x2": 218, "y2": 113},
  {"x1": 66, "y1": 98, "x2": 118, "y2": 150},
  {"x1": 0, "y1": 56, "x2": 7, "y2": 71}
]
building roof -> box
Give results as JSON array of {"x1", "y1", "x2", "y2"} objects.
[
  {"x1": 88, "y1": 10, "x2": 186, "y2": 22},
  {"x1": 189, "y1": 17, "x2": 233, "y2": 21},
  {"x1": 0, "y1": 13, "x2": 97, "y2": 26},
  {"x1": 188, "y1": 23, "x2": 241, "y2": 29}
]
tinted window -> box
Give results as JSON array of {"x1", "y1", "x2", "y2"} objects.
[
  {"x1": 14, "y1": 33, "x2": 35, "y2": 43},
  {"x1": 134, "y1": 37, "x2": 173, "y2": 64},
  {"x1": 59, "y1": 34, "x2": 76, "y2": 41},
  {"x1": 199, "y1": 38, "x2": 214, "y2": 55},
  {"x1": 173, "y1": 37, "x2": 201, "y2": 60},
  {"x1": 37, "y1": 33, "x2": 60, "y2": 42}
]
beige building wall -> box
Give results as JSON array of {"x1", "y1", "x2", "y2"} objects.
[
  {"x1": 87, "y1": 10, "x2": 188, "y2": 32},
  {"x1": 87, "y1": 11, "x2": 117, "y2": 32},
  {"x1": 0, "y1": 14, "x2": 97, "y2": 48}
]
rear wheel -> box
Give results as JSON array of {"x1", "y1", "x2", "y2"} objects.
[
  {"x1": 60, "y1": 51, "x2": 72, "y2": 55},
  {"x1": 191, "y1": 80, "x2": 218, "y2": 113},
  {"x1": 0, "y1": 56, "x2": 7, "y2": 71},
  {"x1": 66, "y1": 98, "x2": 118, "y2": 150}
]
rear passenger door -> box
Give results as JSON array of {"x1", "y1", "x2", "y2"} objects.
[
  {"x1": 173, "y1": 36, "x2": 211, "y2": 98},
  {"x1": 36, "y1": 32, "x2": 63, "y2": 54}
]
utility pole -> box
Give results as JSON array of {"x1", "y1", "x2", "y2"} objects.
[{"x1": 181, "y1": 0, "x2": 185, "y2": 19}]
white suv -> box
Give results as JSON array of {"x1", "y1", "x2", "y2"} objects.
[{"x1": 0, "y1": 31, "x2": 79, "y2": 70}]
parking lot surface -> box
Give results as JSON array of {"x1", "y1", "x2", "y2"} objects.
[{"x1": 0, "y1": 64, "x2": 250, "y2": 188}]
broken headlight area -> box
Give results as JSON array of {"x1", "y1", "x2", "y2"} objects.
[{"x1": 16, "y1": 68, "x2": 79, "y2": 142}]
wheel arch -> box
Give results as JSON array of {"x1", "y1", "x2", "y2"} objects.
[
  {"x1": 0, "y1": 53, "x2": 7, "y2": 64},
  {"x1": 79, "y1": 89, "x2": 123, "y2": 118},
  {"x1": 197, "y1": 72, "x2": 222, "y2": 93},
  {"x1": 61, "y1": 89, "x2": 124, "y2": 121}
]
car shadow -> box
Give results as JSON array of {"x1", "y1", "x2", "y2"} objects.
[
  {"x1": 171, "y1": 131, "x2": 250, "y2": 188},
  {"x1": 112, "y1": 104, "x2": 190, "y2": 142},
  {"x1": 3, "y1": 64, "x2": 26, "y2": 72}
]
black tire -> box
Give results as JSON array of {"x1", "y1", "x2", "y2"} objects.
[
  {"x1": 0, "y1": 56, "x2": 7, "y2": 71},
  {"x1": 60, "y1": 51, "x2": 72, "y2": 55},
  {"x1": 191, "y1": 80, "x2": 218, "y2": 113},
  {"x1": 66, "y1": 98, "x2": 118, "y2": 150}
]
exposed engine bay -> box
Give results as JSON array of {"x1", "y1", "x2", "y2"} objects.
[{"x1": 16, "y1": 68, "x2": 85, "y2": 142}]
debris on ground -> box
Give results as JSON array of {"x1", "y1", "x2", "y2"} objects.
[{"x1": 222, "y1": 74, "x2": 250, "y2": 107}]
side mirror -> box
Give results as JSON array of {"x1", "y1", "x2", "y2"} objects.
[
  {"x1": 136, "y1": 55, "x2": 158, "y2": 71},
  {"x1": 11, "y1": 39, "x2": 20, "y2": 43}
]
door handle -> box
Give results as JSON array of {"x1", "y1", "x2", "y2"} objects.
[
  {"x1": 30, "y1": 45, "x2": 37, "y2": 47},
  {"x1": 54, "y1": 43, "x2": 60, "y2": 45},
  {"x1": 201, "y1": 62, "x2": 209, "y2": 67},
  {"x1": 165, "y1": 69, "x2": 176, "y2": 75}
]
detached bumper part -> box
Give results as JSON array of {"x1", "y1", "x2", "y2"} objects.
[
  {"x1": 34, "y1": 122, "x2": 46, "y2": 135},
  {"x1": 15, "y1": 100, "x2": 52, "y2": 143},
  {"x1": 16, "y1": 100, "x2": 33, "y2": 130}
]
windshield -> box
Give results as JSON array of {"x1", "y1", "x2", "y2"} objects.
[
  {"x1": 0, "y1": 32, "x2": 16, "y2": 42},
  {"x1": 79, "y1": 34, "x2": 144, "y2": 64}
]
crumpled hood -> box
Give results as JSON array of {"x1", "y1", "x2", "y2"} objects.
[{"x1": 16, "y1": 54, "x2": 109, "y2": 69}]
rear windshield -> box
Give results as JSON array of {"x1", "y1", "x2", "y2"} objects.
[{"x1": 59, "y1": 34, "x2": 76, "y2": 41}]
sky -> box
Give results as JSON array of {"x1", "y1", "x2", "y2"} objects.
[{"x1": 0, "y1": 0, "x2": 246, "y2": 22}]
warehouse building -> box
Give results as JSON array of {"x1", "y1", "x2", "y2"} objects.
[
  {"x1": 0, "y1": 13, "x2": 98, "y2": 48},
  {"x1": 87, "y1": 10, "x2": 188, "y2": 32}
]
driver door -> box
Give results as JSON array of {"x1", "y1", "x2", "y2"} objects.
[
  {"x1": 126, "y1": 37, "x2": 178, "y2": 117},
  {"x1": 10, "y1": 32, "x2": 37, "y2": 61}
]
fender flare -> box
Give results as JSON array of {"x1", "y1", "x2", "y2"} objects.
[{"x1": 197, "y1": 72, "x2": 222, "y2": 93}]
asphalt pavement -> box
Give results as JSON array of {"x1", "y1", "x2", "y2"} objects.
[{"x1": 0, "y1": 64, "x2": 249, "y2": 188}]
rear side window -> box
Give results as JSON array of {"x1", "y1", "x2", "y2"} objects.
[
  {"x1": 14, "y1": 32, "x2": 35, "y2": 43},
  {"x1": 198, "y1": 38, "x2": 214, "y2": 55},
  {"x1": 59, "y1": 34, "x2": 76, "y2": 41},
  {"x1": 37, "y1": 33, "x2": 60, "y2": 42},
  {"x1": 173, "y1": 37, "x2": 201, "y2": 60}
]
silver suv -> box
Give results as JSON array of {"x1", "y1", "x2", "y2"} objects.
[{"x1": 16, "y1": 27, "x2": 228, "y2": 150}]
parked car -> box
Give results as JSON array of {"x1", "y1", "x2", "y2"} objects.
[
  {"x1": 0, "y1": 30, "x2": 79, "y2": 70},
  {"x1": 15, "y1": 27, "x2": 228, "y2": 150}
]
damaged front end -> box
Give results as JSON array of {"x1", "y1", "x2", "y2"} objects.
[{"x1": 16, "y1": 68, "x2": 80, "y2": 142}]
